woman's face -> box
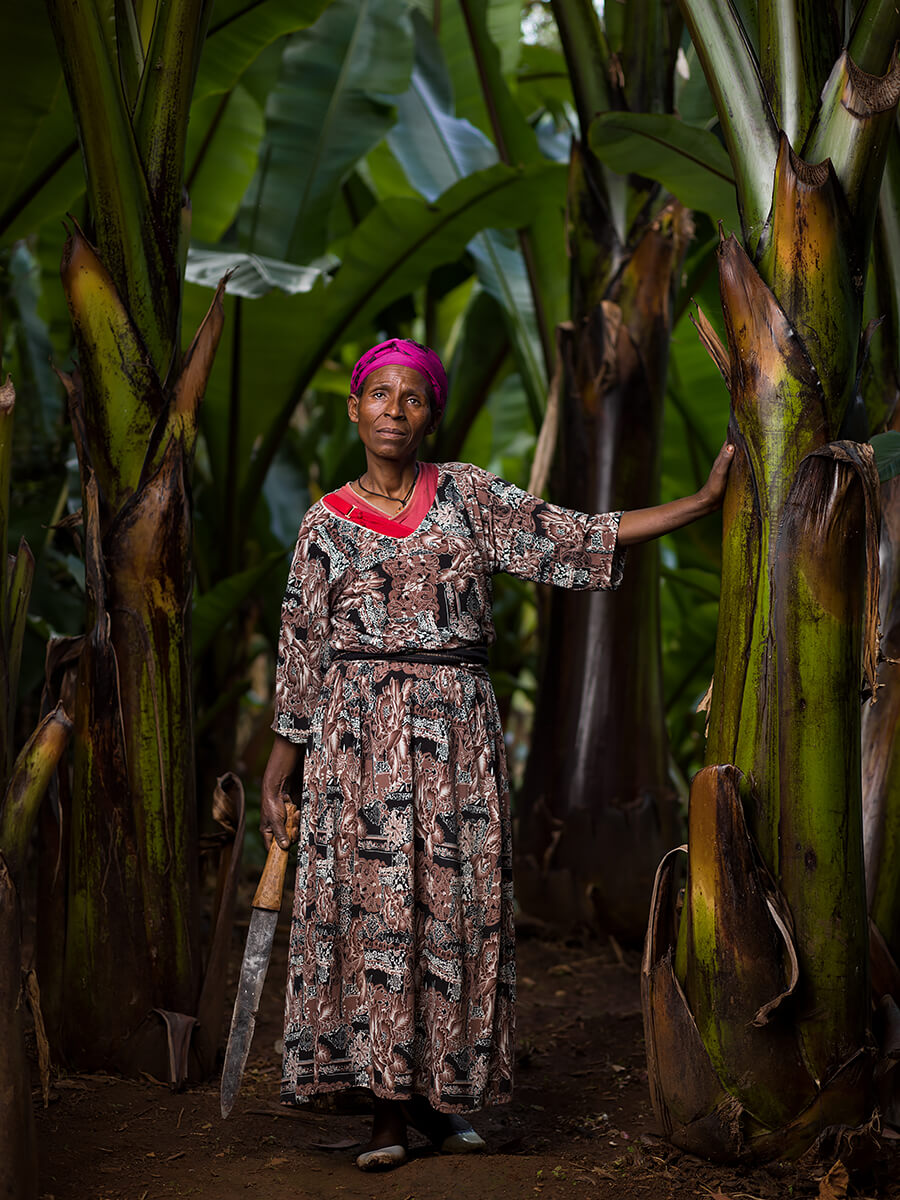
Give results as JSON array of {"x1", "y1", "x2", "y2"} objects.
[{"x1": 348, "y1": 364, "x2": 439, "y2": 465}]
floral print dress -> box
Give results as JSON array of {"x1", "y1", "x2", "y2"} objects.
[{"x1": 273, "y1": 462, "x2": 625, "y2": 1113}]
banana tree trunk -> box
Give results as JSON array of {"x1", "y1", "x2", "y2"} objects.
[
  {"x1": 518, "y1": 181, "x2": 690, "y2": 935},
  {"x1": 643, "y1": 0, "x2": 900, "y2": 1160},
  {"x1": 41, "y1": 0, "x2": 226, "y2": 1074},
  {"x1": 516, "y1": 0, "x2": 685, "y2": 939},
  {"x1": 55, "y1": 250, "x2": 225, "y2": 1071}
]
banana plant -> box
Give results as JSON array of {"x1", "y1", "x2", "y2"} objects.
[
  {"x1": 0, "y1": 378, "x2": 72, "y2": 1200},
  {"x1": 514, "y1": 0, "x2": 693, "y2": 939},
  {"x1": 641, "y1": 0, "x2": 900, "y2": 1160},
  {"x1": 39, "y1": 0, "x2": 329, "y2": 1076}
]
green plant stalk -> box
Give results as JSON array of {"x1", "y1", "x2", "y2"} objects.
[
  {"x1": 621, "y1": 0, "x2": 683, "y2": 116},
  {"x1": 60, "y1": 276, "x2": 224, "y2": 1067},
  {"x1": 773, "y1": 445, "x2": 875, "y2": 1085},
  {"x1": 681, "y1": 766, "x2": 813, "y2": 1129},
  {"x1": 548, "y1": 0, "x2": 613, "y2": 145},
  {"x1": 107, "y1": 440, "x2": 198, "y2": 1004},
  {"x1": 802, "y1": 52, "x2": 900, "y2": 281},
  {"x1": 133, "y1": 0, "x2": 213, "y2": 296},
  {"x1": 702, "y1": 235, "x2": 829, "y2": 870},
  {"x1": 0, "y1": 703, "x2": 72, "y2": 888},
  {"x1": 550, "y1": 0, "x2": 627, "y2": 249},
  {"x1": 115, "y1": 0, "x2": 147, "y2": 111},
  {"x1": 758, "y1": 0, "x2": 840, "y2": 145},
  {"x1": 59, "y1": 224, "x2": 163, "y2": 515},
  {"x1": 5, "y1": 541, "x2": 36, "y2": 766},
  {"x1": 677, "y1": 0, "x2": 779, "y2": 254},
  {"x1": 756, "y1": 140, "x2": 858, "y2": 440},
  {"x1": 656, "y1": 766, "x2": 874, "y2": 1160},
  {"x1": 458, "y1": 0, "x2": 565, "y2": 374},
  {"x1": 44, "y1": 0, "x2": 178, "y2": 377},
  {"x1": 62, "y1": 466, "x2": 198, "y2": 1060},
  {"x1": 849, "y1": 0, "x2": 900, "y2": 73},
  {"x1": 649, "y1": 0, "x2": 899, "y2": 1163}
]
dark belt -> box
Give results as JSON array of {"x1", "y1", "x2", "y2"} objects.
[{"x1": 331, "y1": 644, "x2": 489, "y2": 669}]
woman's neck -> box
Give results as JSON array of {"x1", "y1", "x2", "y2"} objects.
[
  {"x1": 352, "y1": 455, "x2": 420, "y2": 514},
  {"x1": 359, "y1": 455, "x2": 418, "y2": 497}
]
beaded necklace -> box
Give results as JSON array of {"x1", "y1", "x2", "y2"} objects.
[{"x1": 353, "y1": 463, "x2": 419, "y2": 511}]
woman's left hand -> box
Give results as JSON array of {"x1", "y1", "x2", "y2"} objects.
[{"x1": 697, "y1": 441, "x2": 735, "y2": 514}]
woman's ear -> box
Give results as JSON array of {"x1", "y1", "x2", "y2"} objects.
[{"x1": 348, "y1": 393, "x2": 360, "y2": 423}]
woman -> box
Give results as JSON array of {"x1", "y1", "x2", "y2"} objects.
[{"x1": 261, "y1": 338, "x2": 732, "y2": 1171}]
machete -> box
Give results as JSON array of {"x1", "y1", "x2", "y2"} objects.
[{"x1": 220, "y1": 802, "x2": 299, "y2": 1118}]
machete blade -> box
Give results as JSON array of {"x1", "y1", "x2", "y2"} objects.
[{"x1": 220, "y1": 906, "x2": 279, "y2": 1117}]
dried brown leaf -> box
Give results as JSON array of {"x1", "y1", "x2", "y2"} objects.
[
  {"x1": 691, "y1": 305, "x2": 730, "y2": 388},
  {"x1": 817, "y1": 1160, "x2": 849, "y2": 1199},
  {"x1": 24, "y1": 970, "x2": 51, "y2": 1107}
]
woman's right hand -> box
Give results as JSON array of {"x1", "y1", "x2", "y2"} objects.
[{"x1": 260, "y1": 734, "x2": 303, "y2": 850}]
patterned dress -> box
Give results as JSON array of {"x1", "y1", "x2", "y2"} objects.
[{"x1": 273, "y1": 462, "x2": 625, "y2": 1113}]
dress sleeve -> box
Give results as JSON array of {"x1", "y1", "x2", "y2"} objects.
[
  {"x1": 271, "y1": 516, "x2": 332, "y2": 746},
  {"x1": 468, "y1": 465, "x2": 626, "y2": 591}
]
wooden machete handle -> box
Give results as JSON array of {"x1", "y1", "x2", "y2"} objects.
[{"x1": 252, "y1": 802, "x2": 300, "y2": 912}]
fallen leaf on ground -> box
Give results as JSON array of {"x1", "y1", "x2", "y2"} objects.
[
  {"x1": 309, "y1": 1138, "x2": 360, "y2": 1150},
  {"x1": 266, "y1": 1156, "x2": 290, "y2": 1168},
  {"x1": 817, "y1": 1160, "x2": 849, "y2": 1199}
]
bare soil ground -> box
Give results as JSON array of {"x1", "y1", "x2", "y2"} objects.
[{"x1": 32, "y1": 897, "x2": 900, "y2": 1200}]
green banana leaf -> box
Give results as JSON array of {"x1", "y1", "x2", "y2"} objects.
[
  {"x1": 185, "y1": 85, "x2": 266, "y2": 244},
  {"x1": 588, "y1": 111, "x2": 740, "y2": 232},
  {"x1": 0, "y1": 0, "x2": 334, "y2": 246},
  {"x1": 871, "y1": 431, "x2": 900, "y2": 482},
  {"x1": 238, "y1": 0, "x2": 415, "y2": 263},
  {"x1": 435, "y1": 0, "x2": 524, "y2": 134},
  {"x1": 514, "y1": 43, "x2": 573, "y2": 125},
  {"x1": 0, "y1": 7, "x2": 79, "y2": 243},
  {"x1": 435, "y1": 287, "x2": 512, "y2": 461},
  {"x1": 193, "y1": 0, "x2": 334, "y2": 102},
  {"x1": 388, "y1": 13, "x2": 560, "y2": 413}
]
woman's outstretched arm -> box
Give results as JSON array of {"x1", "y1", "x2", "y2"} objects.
[{"x1": 617, "y1": 442, "x2": 734, "y2": 547}]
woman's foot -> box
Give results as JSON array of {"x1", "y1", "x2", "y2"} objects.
[
  {"x1": 355, "y1": 1098, "x2": 408, "y2": 1172},
  {"x1": 402, "y1": 1095, "x2": 485, "y2": 1153}
]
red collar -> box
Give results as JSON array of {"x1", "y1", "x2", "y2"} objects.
[{"x1": 322, "y1": 462, "x2": 438, "y2": 538}]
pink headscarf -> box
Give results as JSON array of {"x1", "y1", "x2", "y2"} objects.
[{"x1": 350, "y1": 339, "x2": 448, "y2": 417}]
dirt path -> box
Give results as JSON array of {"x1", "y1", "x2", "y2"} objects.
[{"x1": 34, "y1": 916, "x2": 900, "y2": 1200}]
